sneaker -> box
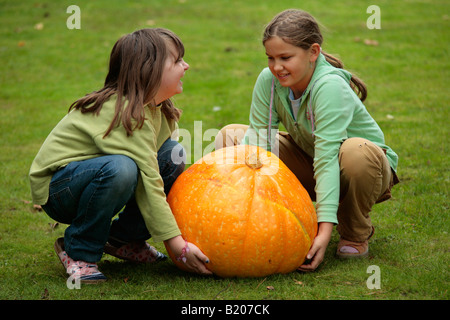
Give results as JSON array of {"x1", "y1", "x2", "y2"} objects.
[
  {"x1": 54, "y1": 238, "x2": 107, "y2": 283},
  {"x1": 104, "y1": 238, "x2": 167, "y2": 263}
]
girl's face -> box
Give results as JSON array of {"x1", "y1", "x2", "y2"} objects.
[
  {"x1": 264, "y1": 36, "x2": 319, "y2": 99},
  {"x1": 154, "y1": 41, "x2": 190, "y2": 105}
]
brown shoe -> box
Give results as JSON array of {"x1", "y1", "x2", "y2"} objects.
[{"x1": 336, "y1": 239, "x2": 369, "y2": 259}]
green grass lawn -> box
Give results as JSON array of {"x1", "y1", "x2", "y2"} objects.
[{"x1": 0, "y1": 0, "x2": 448, "y2": 303}]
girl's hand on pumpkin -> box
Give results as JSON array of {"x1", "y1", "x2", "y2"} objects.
[
  {"x1": 166, "y1": 235, "x2": 212, "y2": 275},
  {"x1": 184, "y1": 242, "x2": 213, "y2": 275},
  {"x1": 297, "y1": 222, "x2": 333, "y2": 272}
]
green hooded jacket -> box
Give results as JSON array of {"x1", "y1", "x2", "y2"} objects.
[{"x1": 243, "y1": 53, "x2": 398, "y2": 224}]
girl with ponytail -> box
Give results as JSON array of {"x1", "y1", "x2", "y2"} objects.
[{"x1": 216, "y1": 9, "x2": 399, "y2": 270}]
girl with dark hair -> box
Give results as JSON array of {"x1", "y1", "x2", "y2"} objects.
[{"x1": 30, "y1": 28, "x2": 212, "y2": 283}]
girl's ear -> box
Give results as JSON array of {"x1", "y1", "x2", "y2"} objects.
[{"x1": 309, "y1": 43, "x2": 321, "y2": 62}]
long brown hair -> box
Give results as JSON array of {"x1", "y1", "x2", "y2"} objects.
[
  {"x1": 69, "y1": 28, "x2": 184, "y2": 137},
  {"x1": 263, "y1": 9, "x2": 367, "y2": 101}
]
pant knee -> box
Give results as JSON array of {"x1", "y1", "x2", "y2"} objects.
[
  {"x1": 339, "y1": 138, "x2": 383, "y2": 179},
  {"x1": 339, "y1": 138, "x2": 391, "y2": 202},
  {"x1": 102, "y1": 155, "x2": 138, "y2": 191}
]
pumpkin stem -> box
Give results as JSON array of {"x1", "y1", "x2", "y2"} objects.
[{"x1": 245, "y1": 152, "x2": 263, "y2": 169}]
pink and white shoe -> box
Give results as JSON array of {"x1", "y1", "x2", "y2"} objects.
[
  {"x1": 54, "y1": 238, "x2": 107, "y2": 283},
  {"x1": 104, "y1": 239, "x2": 167, "y2": 263}
]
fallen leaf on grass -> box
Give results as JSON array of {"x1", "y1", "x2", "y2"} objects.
[
  {"x1": 34, "y1": 22, "x2": 44, "y2": 30},
  {"x1": 23, "y1": 200, "x2": 43, "y2": 211},
  {"x1": 364, "y1": 39, "x2": 379, "y2": 46},
  {"x1": 353, "y1": 37, "x2": 379, "y2": 46},
  {"x1": 294, "y1": 280, "x2": 304, "y2": 285}
]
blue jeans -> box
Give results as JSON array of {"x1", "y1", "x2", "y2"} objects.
[{"x1": 42, "y1": 139, "x2": 185, "y2": 262}]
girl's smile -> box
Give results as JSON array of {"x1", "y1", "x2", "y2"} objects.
[
  {"x1": 155, "y1": 41, "x2": 190, "y2": 105},
  {"x1": 264, "y1": 36, "x2": 319, "y2": 99}
]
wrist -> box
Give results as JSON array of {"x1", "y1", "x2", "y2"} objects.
[
  {"x1": 165, "y1": 235, "x2": 190, "y2": 263},
  {"x1": 318, "y1": 222, "x2": 333, "y2": 233},
  {"x1": 317, "y1": 222, "x2": 333, "y2": 241},
  {"x1": 165, "y1": 235, "x2": 183, "y2": 246},
  {"x1": 176, "y1": 239, "x2": 190, "y2": 263}
]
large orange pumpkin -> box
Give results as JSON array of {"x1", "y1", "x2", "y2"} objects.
[{"x1": 166, "y1": 145, "x2": 317, "y2": 277}]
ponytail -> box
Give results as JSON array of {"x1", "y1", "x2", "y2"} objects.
[{"x1": 322, "y1": 50, "x2": 367, "y2": 102}]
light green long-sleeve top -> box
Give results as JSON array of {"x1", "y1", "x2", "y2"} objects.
[
  {"x1": 29, "y1": 97, "x2": 181, "y2": 242},
  {"x1": 243, "y1": 53, "x2": 398, "y2": 224}
]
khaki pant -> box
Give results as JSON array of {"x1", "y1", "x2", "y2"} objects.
[{"x1": 215, "y1": 124, "x2": 397, "y2": 242}]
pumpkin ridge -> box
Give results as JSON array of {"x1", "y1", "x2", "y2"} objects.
[
  {"x1": 275, "y1": 197, "x2": 287, "y2": 274},
  {"x1": 254, "y1": 193, "x2": 314, "y2": 266},
  {"x1": 256, "y1": 172, "x2": 288, "y2": 274},
  {"x1": 280, "y1": 199, "x2": 313, "y2": 247},
  {"x1": 291, "y1": 211, "x2": 313, "y2": 248},
  {"x1": 253, "y1": 173, "x2": 315, "y2": 243},
  {"x1": 257, "y1": 172, "x2": 316, "y2": 244},
  {"x1": 250, "y1": 173, "x2": 315, "y2": 273},
  {"x1": 239, "y1": 167, "x2": 257, "y2": 276}
]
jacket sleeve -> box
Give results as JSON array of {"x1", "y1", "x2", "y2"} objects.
[{"x1": 311, "y1": 75, "x2": 355, "y2": 224}]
